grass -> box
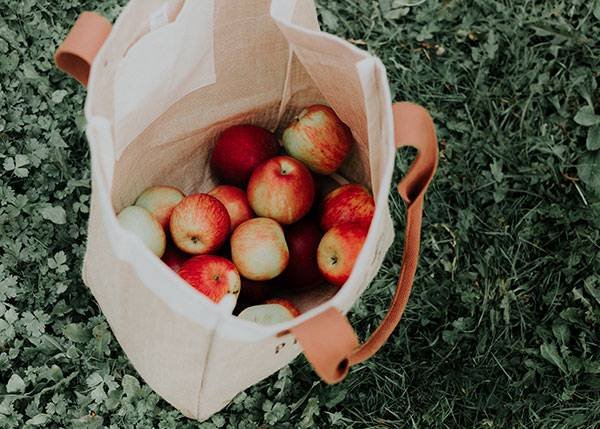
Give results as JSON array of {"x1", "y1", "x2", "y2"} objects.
[{"x1": 1, "y1": 0, "x2": 599, "y2": 427}]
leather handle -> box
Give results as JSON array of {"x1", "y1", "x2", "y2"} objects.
[
  {"x1": 291, "y1": 102, "x2": 439, "y2": 383},
  {"x1": 55, "y1": 12, "x2": 112, "y2": 86}
]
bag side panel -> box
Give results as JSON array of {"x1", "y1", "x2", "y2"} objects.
[
  {"x1": 270, "y1": 17, "x2": 396, "y2": 313},
  {"x1": 194, "y1": 330, "x2": 301, "y2": 420},
  {"x1": 83, "y1": 153, "x2": 216, "y2": 419}
]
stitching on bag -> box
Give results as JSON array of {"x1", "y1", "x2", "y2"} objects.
[
  {"x1": 371, "y1": 62, "x2": 394, "y2": 275},
  {"x1": 194, "y1": 317, "x2": 218, "y2": 418}
]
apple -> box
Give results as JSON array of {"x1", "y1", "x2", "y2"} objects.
[
  {"x1": 277, "y1": 218, "x2": 323, "y2": 290},
  {"x1": 117, "y1": 206, "x2": 166, "y2": 257},
  {"x1": 162, "y1": 243, "x2": 189, "y2": 272},
  {"x1": 230, "y1": 217, "x2": 289, "y2": 281},
  {"x1": 282, "y1": 104, "x2": 353, "y2": 175},
  {"x1": 247, "y1": 156, "x2": 315, "y2": 225},
  {"x1": 319, "y1": 184, "x2": 375, "y2": 231},
  {"x1": 238, "y1": 303, "x2": 295, "y2": 325},
  {"x1": 264, "y1": 298, "x2": 300, "y2": 317},
  {"x1": 208, "y1": 185, "x2": 254, "y2": 231},
  {"x1": 239, "y1": 278, "x2": 275, "y2": 305},
  {"x1": 178, "y1": 255, "x2": 241, "y2": 303},
  {"x1": 210, "y1": 124, "x2": 280, "y2": 186},
  {"x1": 169, "y1": 194, "x2": 230, "y2": 254},
  {"x1": 317, "y1": 222, "x2": 369, "y2": 287},
  {"x1": 134, "y1": 185, "x2": 185, "y2": 229}
]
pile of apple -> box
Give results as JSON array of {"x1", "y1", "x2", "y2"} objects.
[{"x1": 117, "y1": 105, "x2": 374, "y2": 325}]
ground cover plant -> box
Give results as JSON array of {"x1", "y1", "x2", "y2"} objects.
[{"x1": 1, "y1": 0, "x2": 599, "y2": 427}]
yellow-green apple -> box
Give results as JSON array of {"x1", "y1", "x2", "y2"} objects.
[
  {"x1": 134, "y1": 185, "x2": 184, "y2": 230},
  {"x1": 230, "y1": 217, "x2": 289, "y2": 281},
  {"x1": 247, "y1": 156, "x2": 315, "y2": 224},
  {"x1": 208, "y1": 185, "x2": 254, "y2": 231},
  {"x1": 238, "y1": 303, "x2": 296, "y2": 325},
  {"x1": 169, "y1": 194, "x2": 230, "y2": 254},
  {"x1": 264, "y1": 298, "x2": 300, "y2": 317},
  {"x1": 282, "y1": 105, "x2": 353, "y2": 175},
  {"x1": 319, "y1": 184, "x2": 375, "y2": 231},
  {"x1": 317, "y1": 222, "x2": 369, "y2": 287},
  {"x1": 117, "y1": 206, "x2": 166, "y2": 257},
  {"x1": 277, "y1": 218, "x2": 323, "y2": 290},
  {"x1": 161, "y1": 243, "x2": 189, "y2": 272},
  {"x1": 178, "y1": 255, "x2": 241, "y2": 303},
  {"x1": 210, "y1": 124, "x2": 279, "y2": 186}
]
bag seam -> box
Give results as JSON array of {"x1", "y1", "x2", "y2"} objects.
[{"x1": 194, "y1": 313, "x2": 222, "y2": 418}]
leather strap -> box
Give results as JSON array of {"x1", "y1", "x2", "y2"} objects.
[
  {"x1": 55, "y1": 12, "x2": 112, "y2": 86},
  {"x1": 290, "y1": 102, "x2": 438, "y2": 383}
]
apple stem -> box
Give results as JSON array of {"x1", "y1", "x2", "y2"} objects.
[{"x1": 297, "y1": 108, "x2": 308, "y2": 120}]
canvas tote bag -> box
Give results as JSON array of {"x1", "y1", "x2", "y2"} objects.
[{"x1": 55, "y1": 0, "x2": 438, "y2": 420}]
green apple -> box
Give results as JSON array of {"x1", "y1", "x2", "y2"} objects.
[{"x1": 117, "y1": 206, "x2": 166, "y2": 257}]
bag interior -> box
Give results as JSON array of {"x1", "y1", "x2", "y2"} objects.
[{"x1": 89, "y1": 0, "x2": 390, "y2": 323}]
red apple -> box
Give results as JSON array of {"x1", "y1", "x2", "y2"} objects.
[
  {"x1": 134, "y1": 186, "x2": 184, "y2": 230},
  {"x1": 169, "y1": 194, "x2": 230, "y2": 254},
  {"x1": 247, "y1": 156, "x2": 315, "y2": 225},
  {"x1": 117, "y1": 206, "x2": 166, "y2": 257},
  {"x1": 239, "y1": 278, "x2": 275, "y2": 305},
  {"x1": 162, "y1": 244, "x2": 189, "y2": 272},
  {"x1": 238, "y1": 303, "x2": 295, "y2": 325},
  {"x1": 282, "y1": 105, "x2": 353, "y2": 175},
  {"x1": 230, "y1": 217, "x2": 289, "y2": 281},
  {"x1": 317, "y1": 222, "x2": 369, "y2": 287},
  {"x1": 319, "y1": 184, "x2": 375, "y2": 231},
  {"x1": 264, "y1": 298, "x2": 300, "y2": 317},
  {"x1": 208, "y1": 185, "x2": 254, "y2": 231},
  {"x1": 277, "y1": 218, "x2": 323, "y2": 290},
  {"x1": 178, "y1": 255, "x2": 241, "y2": 303},
  {"x1": 210, "y1": 124, "x2": 279, "y2": 186}
]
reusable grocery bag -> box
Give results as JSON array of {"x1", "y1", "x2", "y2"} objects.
[{"x1": 55, "y1": 0, "x2": 438, "y2": 420}]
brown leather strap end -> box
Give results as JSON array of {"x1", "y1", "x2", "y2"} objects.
[
  {"x1": 290, "y1": 308, "x2": 359, "y2": 384},
  {"x1": 55, "y1": 12, "x2": 112, "y2": 86},
  {"x1": 394, "y1": 102, "x2": 438, "y2": 204}
]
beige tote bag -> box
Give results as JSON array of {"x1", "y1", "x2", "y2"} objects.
[{"x1": 55, "y1": 0, "x2": 438, "y2": 420}]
